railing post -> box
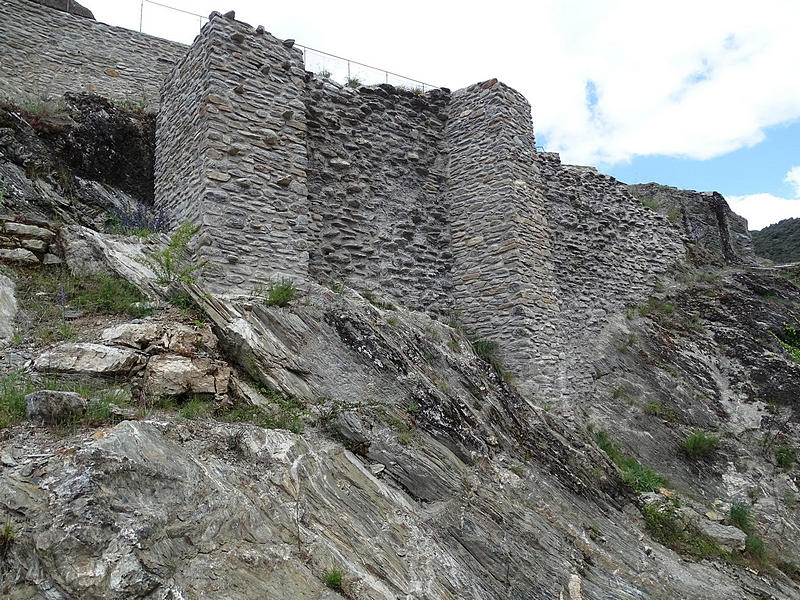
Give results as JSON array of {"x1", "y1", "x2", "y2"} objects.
[
  {"x1": 347, "y1": 60, "x2": 351, "y2": 81},
  {"x1": 139, "y1": 0, "x2": 144, "y2": 32}
]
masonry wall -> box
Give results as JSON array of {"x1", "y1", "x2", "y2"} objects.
[
  {"x1": 0, "y1": 0, "x2": 186, "y2": 107},
  {"x1": 305, "y1": 79, "x2": 452, "y2": 310},
  {"x1": 627, "y1": 183, "x2": 754, "y2": 263},
  {"x1": 155, "y1": 13, "x2": 311, "y2": 291},
  {"x1": 447, "y1": 81, "x2": 562, "y2": 399},
  {"x1": 537, "y1": 153, "x2": 686, "y2": 399}
]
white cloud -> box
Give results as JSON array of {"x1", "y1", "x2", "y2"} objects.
[
  {"x1": 727, "y1": 193, "x2": 800, "y2": 230},
  {"x1": 727, "y1": 166, "x2": 800, "y2": 229},
  {"x1": 785, "y1": 166, "x2": 800, "y2": 197}
]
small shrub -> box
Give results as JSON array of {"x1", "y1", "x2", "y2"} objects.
[
  {"x1": 105, "y1": 201, "x2": 167, "y2": 236},
  {"x1": 0, "y1": 522, "x2": 16, "y2": 558},
  {"x1": 0, "y1": 372, "x2": 34, "y2": 429},
  {"x1": 264, "y1": 278, "x2": 296, "y2": 307},
  {"x1": 643, "y1": 403, "x2": 676, "y2": 422},
  {"x1": 330, "y1": 281, "x2": 345, "y2": 293},
  {"x1": 776, "y1": 443, "x2": 796, "y2": 468},
  {"x1": 729, "y1": 502, "x2": 753, "y2": 533},
  {"x1": 683, "y1": 430, "x2": 718, "y2": 458},
  {"x1": 642, "y1": 501, "x2": 724, "y2": 559},
  {"x1": 667, "y1": 206, "x2": 682, "y2": 223},
  {"x1": 324, "y1": 567, "x2": 343, "y2": 591},
  {"x1": 745, "y1": 534, "x2": 768, "y2": 566},
  {"x1": 641, "y1": 197, "x2": 660, "y2": 210},
  {"x1": 178, "y1": 398, "x2": 212, "y2": 420},
  {"x1": 139, "y1": 221, "x2": 206, "y2": 286},
  {"x1": 319, "y1": 69, "x2": 332, "y2": 79},
  {"x1": 411, "y1": 86, "x2": 424, "y2": 96},
  {"x1": 345, "y1": 76, "x2": 361, "y2": 88},
  {"x1": 472, "y1": 339, "x2": 498, "y2": 361},
  {"x1": 594, "y1": 430, "x2": 665, "y2": 493}
]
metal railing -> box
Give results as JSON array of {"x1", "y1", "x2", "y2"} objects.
[{"x1": 136, "y1": 0, "x2": 437, "y2": 91}]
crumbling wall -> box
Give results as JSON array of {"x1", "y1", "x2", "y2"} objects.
[
  {"x1": 305, "y1": 79, "x2": 452, "y2": 310},
  {"x1": 627, "y1": 183, "x2": 754, "y2": 263},
  {"x1": 538, "y1": 153, "x2": 686, "y2": 399},
  {"x1": 155, "y1": 12, "x2": 310, "y2": 292},
  {"x1": 446, "y1": 81, "x2": 562, "y2": 399},
  {"x1": 0, "y1": 0, "x2": 186, "y2": 107}
]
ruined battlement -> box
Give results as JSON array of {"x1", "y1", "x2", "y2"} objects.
[{"x1": 2, "y1": 0, "x2": 752, "y2": 399}]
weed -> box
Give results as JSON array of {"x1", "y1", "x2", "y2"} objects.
[
  {"x1": 138, "y1": 221, "x2": 206, "y2": 286},
  {"x1": 510, "y1": 465, "x2": 524, "y2": 477},
  {"x1": 0, "y1": 372, "x2": 35, "y2": 428},
  {"x1": 472, "y1": 339, "x2": 498, "y2": 361},
  {"x1": 220, "y1": 389, "x2": 307, "y2": 434},
  {"x1": 330, "y1": 280, "x2": 345, "y2": 293},
  {"x1": 745, "y1": 534, "x2": 768, "y2": 566},
  {"x1": 0, "y1": 521, "x2": 16, "y2": 559},
  {"x1": 771, "y1": 323, "x2": 800, "y2": 364},
  {"x1": 642, "y1": 501, "x2": 725, "y2": 560},
  {"x1": 386, "y1": 316, "x2": 399, "y2": 326},
  {"x1": 105, "y1": 201, "x2": 167, "y2": 236},
  {"x1": 111, "y1": 93, "x2": 149, "y2": 111},
  {"x1": 324, "y1": 567, "x2": 343, "y2": 591},
  {"x1": 345, "y1": 76, "x2": 361, "y2": 88},
  {"x1": 625, "y1": 307, "x2": 636, "y2": 320},
  {"x1": 407, "y1": 402, "x2": 420, "y2": 414},
  {"x1": 411, "y1": 87, "x2": 424, "y2": 96},
  {"x1": 643, "y1": 403, "x2": 676, "y2": 422},
  {"x1": 362, "y1": 290, "x2": 396, "y2": 310},
  {"x1": 683, "y1": 430, "x2": 718, "y2": 458},
  {"x1": 178, "y1": 398, "x2": 213, "y2": 420},
  {"x1": 641, "y1": 197, "x2": 660, "y2": 211},
  {"x1": 264, "y1": 278, "x2": 296, "y2": 307},
  {"x1": 319, "y1": 69, "x2": 332, "y2": 79},
  {"x1": 776, "y1": 443, "x2": 796, "y2": 468},
  {"x1": 667, "y1": 206, "x2": 682, "y2": 223},
  {"x1": 729, "y1": 502, "x2": 753, "y2": 533},
  {"x1": 595, "y1": 430, "x2": 665, "y2": 493}
]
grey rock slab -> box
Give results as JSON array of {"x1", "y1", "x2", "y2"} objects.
[
  {"x1": 695, "y1": 519, "x2": 748, "y2": 552},
  {"x1": 144, "y1": 354, "x2": 230, "y2": 397},
  {"x1": 34, "y1": 343, "x2": 144, "y2": 375},
  {"x1": 0, "y1": 272, "x2": 17, "y2": 348},
  {"x1": 25, "y1": 390, "x2": 87, "y2": 425},
  {"x1": 0, "y1": 247, "x2": 39, "y2": 265}
]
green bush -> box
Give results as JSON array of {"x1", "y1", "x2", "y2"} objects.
[
  {"x1": 642, "y1": 502, "x2": 724, "y2": 559},
  {"x1": 776, "y1": 443, "x2": 796, "y2": 468},
  {"x1": 472, "y1": 339, "x2": 498, "y2": 361},
  {"x1": 0, "y1": 372, "x2": 34, "y2": 428},
  {"x1": 683, "y1": 430, "x2": 718, "y2": 457},
  {"x1": 323, "y1": 567, "x2": 343, "y2": 591},
  {"x1": 345, "y1": 76, "x2": 361, "y2": 88},
  {"x1": 729, "y1": 502, "x2": 753, "y2": 533},
  {"x1": 265, "y1": 279, "x2": 296, "y2": 307},
  {"x1": 139, "y1": 221, "x2": 206, "y2": 285},
  {"x1": 641, "y1": 197, "x2": 659, "y2": 210},
  {"x1": 643, "y1": 403, "x2": 676, "y2": 422},
  {"x1": 0, "y1": 523, "x2": 16, "y2": 558},
  {"x1": 745, "y1": 534, "x2": 767, "y2": 564}
]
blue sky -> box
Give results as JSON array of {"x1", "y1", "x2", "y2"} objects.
[{"x1": 82, "y1": 0, "x2": 800, "y2": 230}]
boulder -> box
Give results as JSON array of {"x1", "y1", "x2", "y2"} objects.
[
  {"x1": 695, "y1": 519, "x2": 747, "y2": 552},
  {"x1": 25, "y1": 390, "x2": 87, "y2": 425},
  {"x1": 34, "y1": 343, "x2": 143, "y2": 375},
  {"x1": 101, "y1": 322, "x2": 217, "y2": 353},
  {"x1": 0, "y1": 247, "x2": 39, "y2": 265},
  {"x1": 145, "y1": 354, "x2": 230, "y2": 397},
  {"x1": 0, "y1": 273, "x2": 17, "y2": 348}
]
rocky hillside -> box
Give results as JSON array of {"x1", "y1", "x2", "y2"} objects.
[
  {"x1": 752, "y1": 218, "x2": 800, "y2": 264},
  {"x1": 1, "y1": 96, "x2": 799, "y2": 600}
]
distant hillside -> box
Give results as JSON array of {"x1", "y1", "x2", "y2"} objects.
[{"x1": 751, "y1": 217, "x2": 800, "y2": 263}]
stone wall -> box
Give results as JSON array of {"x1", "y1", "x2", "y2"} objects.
[
  {"x1": 0, "y1": 0, "x2": 186, "y2": 107},
  {"x1": 627, "y1": 183, "x2": 753, "y2": 263},
  {"x1": 537, "y1": 153, "x2": 686, "y2": 399},
  {"x1": 447, "y1": 81, "x2": 562, "y2": 399},
  {"x1": 305, "y1": 79, "x2": 452, "y2": 310},
  {"x1": 155, "y1": 12, "x2": 311, "y2": 292}
]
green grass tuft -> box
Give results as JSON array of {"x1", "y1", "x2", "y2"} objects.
[
  {"x1": 323, "y1": 567, "x2": 343, "y2": 591},
  {"x1": 595, "y1": 429, "x2": 666, "y2": 493},
  {"x1": 264, "y1": 279, "x2": 296, "y2": 307},
  {"x1": 683, "y1": 430, "x2": 718, "y2": 457}
]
